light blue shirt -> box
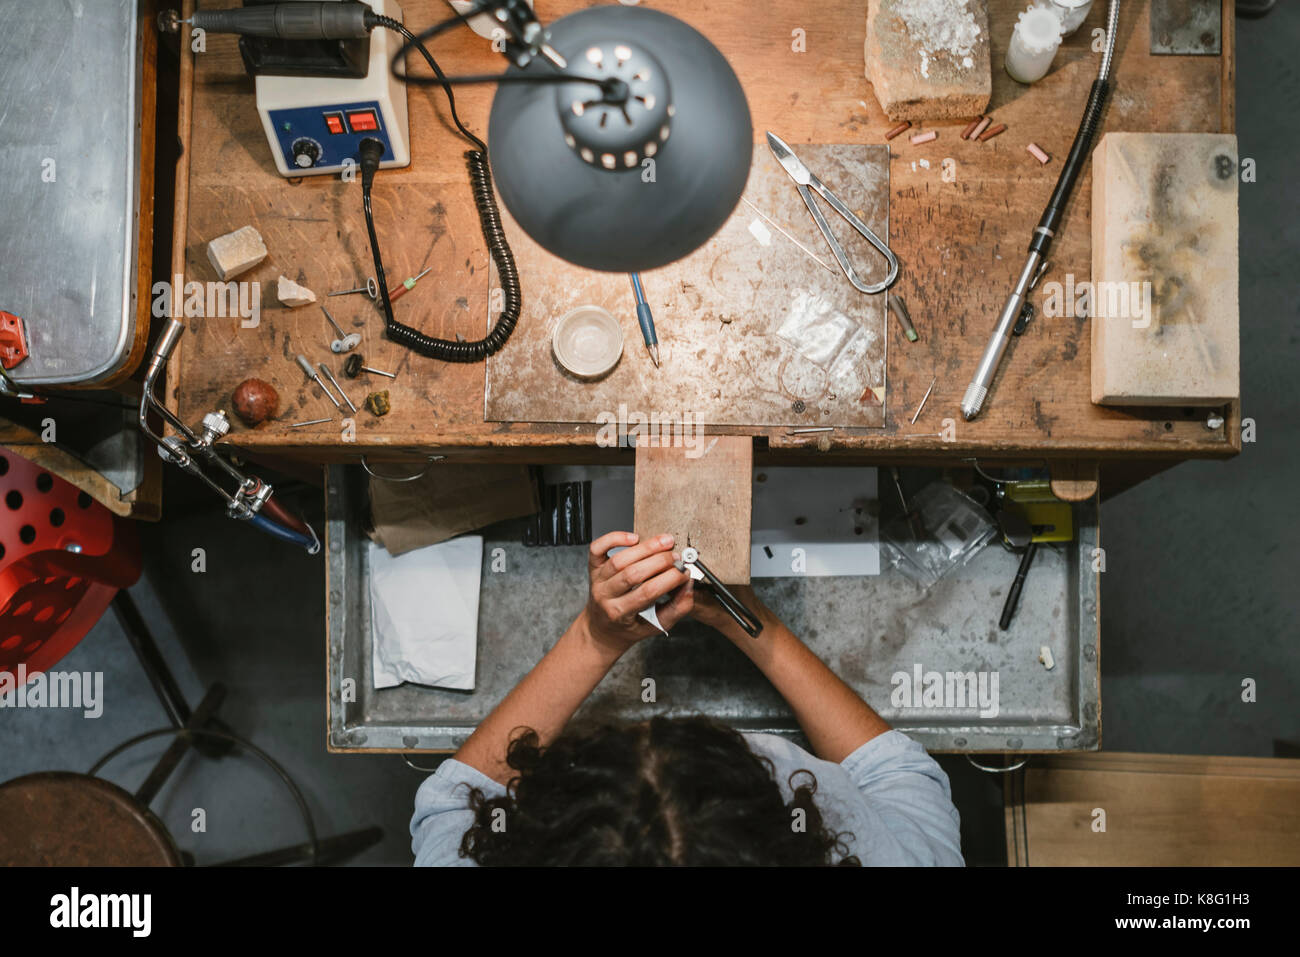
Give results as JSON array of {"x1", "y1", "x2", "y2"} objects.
[{"x1": 410, "y1": 729, "x2": 964, "y2": 866}]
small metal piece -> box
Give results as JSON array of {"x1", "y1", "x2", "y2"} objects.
[
  {"x1": 740, "y1": 197, "x2": 836, "y2": 273},
  {"x1": 360, "y1": 455, "x2": 444, "y2": 482},
  {"x1": 289, "y1": 418, "x2": 332, "y2": 428},
  {"x1": 321, "y1": 305, "x2": 346, "y2": 338},
  {"x1": 766, "y1": 132, "x2": 900, "y2": 294},
  {"x1": 328, "y1": 277, "x2": 379, "y2": 300},
  {"x1": 1205, "y1": 411, "x2": 1225, "y2": 430},
  {"x1": 910, "y1": 376, "x2": 937, "y2": 424},
  {"x1": 318, "y1": 363, "x2": 357, "y2": 414},
  {"x1": 296, "y1": 354, "x2": 342, "y2": 410},
  {"x1": 787, "y1": 426, "x2": 833, "y2": 435}
]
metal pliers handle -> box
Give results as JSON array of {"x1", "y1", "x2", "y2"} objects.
[{"x1": 678, "y1": 547, "x2": 764, "y2": 638}]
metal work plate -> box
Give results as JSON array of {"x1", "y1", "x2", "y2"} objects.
[
  {"x1": 0, "y1": 0, "x2": 143, "y2": 384},
  {"x1": 1150, "y1": 0, "x2": 1222, "y2": 56},
  {"x1": 326, "y1": 466, "x2": 1100, "y2": 754},
  {"x1": 485, "y1": 144, "x2": 891, "y2": 429}
]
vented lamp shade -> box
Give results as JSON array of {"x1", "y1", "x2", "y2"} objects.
[{"x1": 488, "y1": 5, "x2": 753, "y2": 273}]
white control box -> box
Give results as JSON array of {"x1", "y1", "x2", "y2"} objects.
[{"x1": 255, "y1": 0, "x2": 410, "y2": 177}]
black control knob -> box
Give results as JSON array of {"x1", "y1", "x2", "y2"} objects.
[{"x1": 291, "y1": 138, "x2": 321, "y2": 169}]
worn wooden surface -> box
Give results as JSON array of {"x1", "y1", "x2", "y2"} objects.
[
  {"x1": 172, "y1": 0, "x2": 1238, "y2": 462},
  {"x1": 487, "y1": 145, "x2": 890, "y2": 429},
  {"x1": 634, "y1": 436, "x2": 753, "y2": 584},
  {"x1": 1006, "y1": 752, "x2": 1300, "y2": 866}
]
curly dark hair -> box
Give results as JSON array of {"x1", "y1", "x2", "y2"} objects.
[{"x1": 458, "y1": 715, "x2": 859, "y2": 866}]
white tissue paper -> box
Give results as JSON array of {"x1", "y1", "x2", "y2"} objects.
[{"x1": 369, "y1": 536, "x2": 483, "y2": 690}]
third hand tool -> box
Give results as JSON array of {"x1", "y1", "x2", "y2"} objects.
[
  {"x1": 676, "y1": 547, "x2": 763, "y2": 638},
  {"x1": 766, "y1": 131, "x2": 899, "y2": 295},
  {"x1": 629, "y1": 273, "x2": 659, "y2": 368},
  {"x1": 962, "y1": 0, "x2": 1121, "y2": 420}
]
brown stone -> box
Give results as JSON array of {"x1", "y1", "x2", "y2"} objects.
[
  {"x1": 864, "y1": 0, "x2": 992, "y2": 122},
  {"x1": 232, "y1": 378, "x2": 279, "y2": 426}
]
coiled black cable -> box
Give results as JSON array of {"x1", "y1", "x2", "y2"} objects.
[{"x1": 362, "y1": 14, "x2": 522, "y2": 362}]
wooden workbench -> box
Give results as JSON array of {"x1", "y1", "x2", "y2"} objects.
[{"x1": 168, "y1": 0, "x2": 1239, "y2": 482}]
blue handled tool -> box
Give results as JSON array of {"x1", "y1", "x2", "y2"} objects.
[{"x1": 629, "y1": 272, "x2": 659, "y2": 368}]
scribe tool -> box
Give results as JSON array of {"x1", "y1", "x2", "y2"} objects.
[{"x1": 765, "y1": 131, "x2": 899, "y2": 294}]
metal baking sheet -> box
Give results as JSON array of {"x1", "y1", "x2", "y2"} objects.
[
  {"x1": 326, "y1": 466, "x2": 1099, "y2": 754},
  {"x1": 0, "y1": 0, "x2": 143, "y2": 385},
  {"x1": 484, "y1": 144, "x2": 891, "y2": 429}
]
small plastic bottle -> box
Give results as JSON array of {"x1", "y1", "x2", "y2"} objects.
[
  {"x1": 1049, "y1": 0, "x2": 1094, "y2": 36},
  {"x1": 1005, "y1": 5, "x2": 1066, "y2": 84}
]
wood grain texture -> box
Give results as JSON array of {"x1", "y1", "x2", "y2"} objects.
[
  {"x1": 634, "y1": 436, "x2": 753, "y2": 584},
  {"x1": 487, "y1": 145, "x2": 890, "y2": 429},
  {"x1": 1005, "y1": 752, "x2": 1300, "y2": 867},
  {"x1": 171, "y1": 0, "x2": 1238, "y2": 461}
]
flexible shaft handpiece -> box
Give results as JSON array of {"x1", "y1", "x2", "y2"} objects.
[
  {"x1": 961, "y1": 0, "x2": 1121, "y2": 421},
  {"x1": 961, "y1": 250, "x2": 1044, "y2": 420}
]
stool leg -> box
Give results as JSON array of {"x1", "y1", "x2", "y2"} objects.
[
  {"x1": 113, "y1": 590, "x2": 234, "y2": 758},
  {"x1": 135, "y1": 683, "x2": 226, "y2": 807},
  {"x1": 206, "y1": 827, "x2": 384, "y2": 867}
]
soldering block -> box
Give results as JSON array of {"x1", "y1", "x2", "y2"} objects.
[
  {"x1": 1091, "y1": 133, "x2": 1240, "y2": 406},
  {"x1": 206, "y1": 226, "x2": 267, "y2": 281},
  {"x1": 276, "y1": 275, "x2": 316, "y2": 308},
  {"x1": 864, "y1": 0, "x2": 991, "y2": 122}
]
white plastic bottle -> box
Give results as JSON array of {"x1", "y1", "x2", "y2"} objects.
[
  {"x1": 1049, "y1": 0, "x2": 1094, "y2": 36},
  {"x1": 1005, "y1": 5, "x2": 1066, "y2": 84}
]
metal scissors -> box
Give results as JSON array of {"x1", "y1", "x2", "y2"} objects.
[
  {"x1": 676, "y1": 547, "x2": 763, "y2": 638},
  {"x1": 766, "y1": 131, "x2": 899, "y2": 295}
]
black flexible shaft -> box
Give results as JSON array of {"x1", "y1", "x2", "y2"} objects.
[
  {"x1": 362, "y1": 15, "x2": 522, "y2": 362},
  {"x1": 1030, "y1": 77, "x2": 1112, "y2": 256}
]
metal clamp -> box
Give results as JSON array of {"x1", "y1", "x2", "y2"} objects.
[{"x1": 360, "y1": 454, "x2": 445, "y2": 482}]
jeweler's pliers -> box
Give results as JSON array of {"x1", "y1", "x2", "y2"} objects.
[{"x1": 676, "y1": 547, "x2": 764, "y2": 638}]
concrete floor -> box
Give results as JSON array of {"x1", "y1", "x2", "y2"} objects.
[{"x1": 1, "y1": 7, "x2": 1294, "y2": 867}]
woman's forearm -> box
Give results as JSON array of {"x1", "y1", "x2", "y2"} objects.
[
  {"x1": 453, "y1": 610, "x2": 621, "y2": 784},
  {"x1": 729, "y1": 610, "x2": 890, "y2": 763}
]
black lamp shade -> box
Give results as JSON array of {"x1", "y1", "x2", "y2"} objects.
[{"x1": 488, "y1": 5, "x2": 752, "y2": 273}]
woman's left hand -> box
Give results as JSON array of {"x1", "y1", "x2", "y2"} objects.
[{"x1": 582, "y1": 531, "x2": 693, "y2": 654}]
